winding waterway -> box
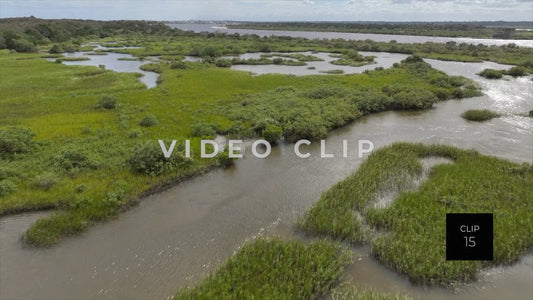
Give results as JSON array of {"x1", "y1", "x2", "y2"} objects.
[{"x1": 1, "y1": 46, "x2": 532, "y2": 299}]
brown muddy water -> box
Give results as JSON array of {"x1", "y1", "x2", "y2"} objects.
[{"x1": 1, "y1": 56, "x2": 532, "y2": 300}]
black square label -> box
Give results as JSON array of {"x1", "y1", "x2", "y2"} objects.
[{"x1": 446, "y1": 213, "x2": 493, "y2": 260}]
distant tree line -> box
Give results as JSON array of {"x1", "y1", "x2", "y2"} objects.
[
  {"x1": 230, "y1": 22, "x2": 533, "y2": 39},
  {"x1": 0, "y1": 17, "x2": 172, "y2": 52}
]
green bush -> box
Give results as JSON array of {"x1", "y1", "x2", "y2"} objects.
[
  {"x1": 505, "y1": 66, "x2": 528, "y2": 77},
  {"x1": 170, "y1": 60, "x2": 187, "y2": 69},
  {"x1": 284, "y1": 117, "x2": 328, "y2": 142},
  {"x1": 191, "y1": 123, "x2": 217, "y2": 137},
  {"x1": 61, "y1": 43, "x2": 79, "y2": 53},
  {"x1": 384, "y1": 85, "x2": 438, "y2": 109},
  {"x1": 402, "y1": 55, "x2": 424, "y2": 63},
  {"x1": 0, "y1": 179, "x2": 17, "y2": 196},
  {"x1": 49, "y1": 44, "x2": 63, "y2": 53},
  {"x1": 216, "y1": 147, "x2": 235, "y2": 168},
  {"x1": 53, "y1": 148, "x2": 100, "y2": 173},
  {"x1": 12, "y1": 38, "x2": 36, "y2": 52},
  {"x1": 0, "y1": 126, "x2": 36, "y2": 158},
  {"x1": 97, "y1": 95, "x2": 117, "y2": 109},
  {"x1": 139, "y1": 115, "x2": 159, "y2": 127},
  {"x1": 263, "y1": 124, "x2": 283, "y2": 143},
  {"x1": 128, "y1": 141, "x2": 191, "y2": 176},
  {"x1": 478, "y1": 68, "x2": 503, "y2": 79},
  {"x1": 303, "y1": 85, "x2": 348, "y2": 99},
  {"x1": 33, "y1": 173, "x2": 58, "y2": 190}
]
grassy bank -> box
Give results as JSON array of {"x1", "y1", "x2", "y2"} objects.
[
  {"x1": 175, "y1": 238, "x2": 351, "y2": 299},
  {"x1": 461, "y1": 109, "x2": 501, "y2": 121},
  {"x1": 0, "y1": 49, "x2": 481, "y2": 246},
  {"x1": 301, "y1": 143, "x2": 533, "y2": 285}
]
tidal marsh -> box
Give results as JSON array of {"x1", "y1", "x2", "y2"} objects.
[
  {"x1": 0, "y1": 50, "x2": 481, "y2": 246},
  {"x1": 301, "y1": 143, "x2": 533, "y2": 285}
]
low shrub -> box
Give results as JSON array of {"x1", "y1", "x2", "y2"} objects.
[
  {"x1": 402, "y1": 55, "x2": 424, "y2": 63},
  {"x1": 96, "y1": 95, "x2": 117, "y2": 109},
  {"x1": 139, "y1": 115, "x2": 159, "y2": 127},
  {"x1": 191, "y1": 123, "x2": 217, "y2": 137},
  {"x1": 33, "y1": 173, "x2": 58, "y2": 190},
  {"x1": 53, "y1": 148, "x2": 100, "y2": 173},
  {"x1": 49, "y1": 44, "x2": 63, "y2": 54},
  {"x1": 216, "y1": 147, "x2": 235, "y2": 168},
  {"x1": 128, "y1": 141, "x2": 191, "y2": 176},
  {"x1": 170, "y1": 60, "x2": 187, "y2": 69},
  {"x1": 505, "y1": 66, "x2": 528, "y2": 77},
  {"x1": 0, "y1": 179, "x2": 17, "y2": 196},
  {"x1": 0, "y1": 126, "x2": 36, "y2": 158},
  {"x1": 263, "y1": 124, "x2": 283, "y2": 143},
  {"x1": 478, "y1": 68, "x2": 503, "y2": 79}
]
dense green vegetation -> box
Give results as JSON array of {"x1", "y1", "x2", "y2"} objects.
[
  {"x1": 461, "y1": 109, "x2": 501, "y2": 121},
  {"x1": 229, "y1": 21, "x2": 533, "y2": 39},
  {"x1": 0, "y1": 46, "x2": 481, "y2": 246},
  {"x1": 0, "y1": 17, "x2": 171, "y2": 52},
  {"x1": 175, "y1": 238, "x2": 351, "y2": 299},
  {"x1": 300, "y1": 143, "x2": 533, "y2": 285},
  {"x1": 478, "y1": 68, "x2": 504, "y2": 79},
  {"x1": 223, "y1": 56, "x2": 479, "y2": 142},
  {"x1": 0, "y1": 47, "x2": 480, "y2": 246}
]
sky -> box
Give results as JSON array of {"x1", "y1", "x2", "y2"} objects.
[{"x1": 1, "y1": 0, "x2": 532, "y2": 22}]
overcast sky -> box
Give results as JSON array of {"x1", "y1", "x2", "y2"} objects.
[{"x1": 1, "y1": 0, "x2": 532, "y2": 22}]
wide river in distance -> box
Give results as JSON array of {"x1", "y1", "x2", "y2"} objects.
[
  {"x1": 1, "y1": 31, "x2": 532, "y2": 300},
  {"x1": 169, "y1": 23, "x2": 533, "y2": 47}
]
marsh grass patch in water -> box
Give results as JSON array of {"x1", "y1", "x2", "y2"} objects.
[
  {"x1": 175, "y1": 238, "x2": 351, "y2": 299},
  {"x1": 461, "y1": 109, "x2": 501, "y2": 121}
]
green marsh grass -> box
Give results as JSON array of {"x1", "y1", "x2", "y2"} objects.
[
  {"x1": 301, "y1": 143, "x2": 533, "y2": 285},
  {"x1": 331, "y1": 284, "x2": 412, "y2": 300},
  {"x1": 175, "y1": 238, "x2": 351, "y2": 299},
  {"x1": 461, "y1": 109, "x2": 501, "y2": 121}
]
